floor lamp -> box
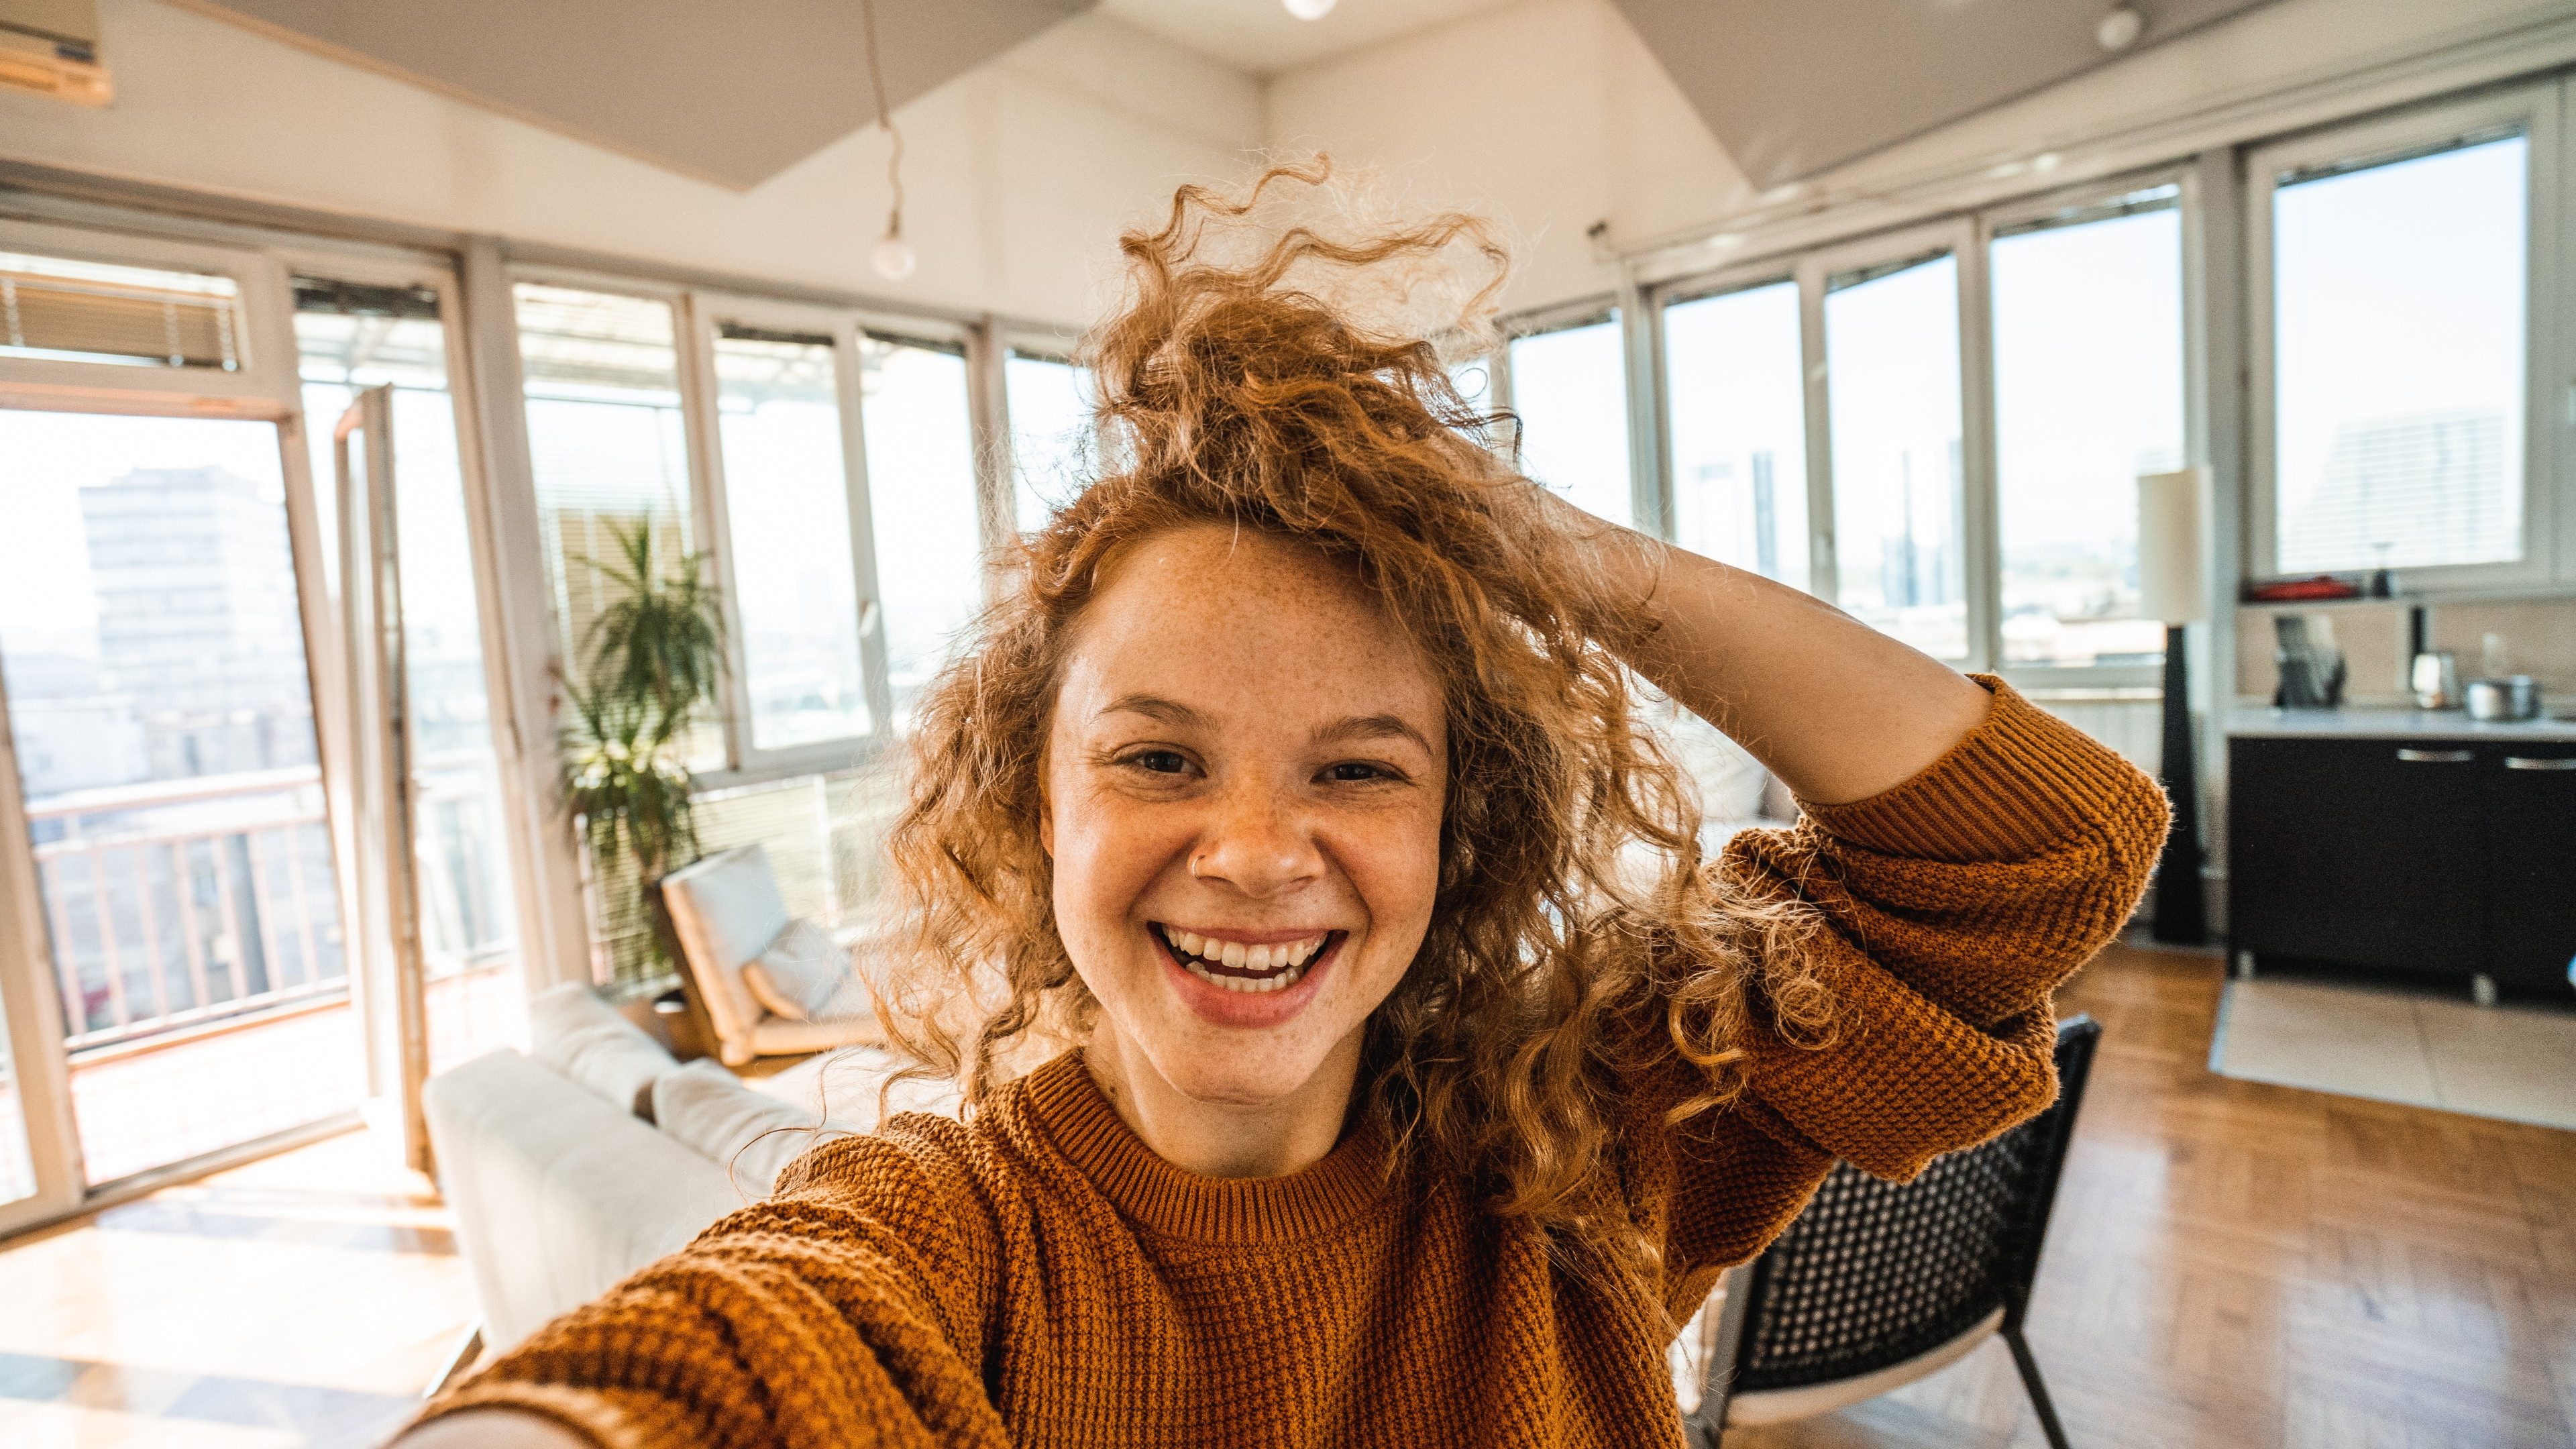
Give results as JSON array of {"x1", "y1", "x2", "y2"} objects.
[{"x1": 2137, "y1": 468, "x2": 2209, "y2": 946}]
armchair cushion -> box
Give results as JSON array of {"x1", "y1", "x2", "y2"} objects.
[
  {"x1": 743, "y1": 920, "x2": 847, "y2": 1022},
  {"x1": 659, "y1": 845, "x2": 792, "y2": 1065}
]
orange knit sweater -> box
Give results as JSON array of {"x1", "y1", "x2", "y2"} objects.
[{"x1": 421, "y1": 680, "x2": 2165, "y2": 1448}]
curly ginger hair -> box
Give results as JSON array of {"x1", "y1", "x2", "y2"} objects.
[{"x1": 869, "y1": 160, "x2": 1827, "y2": 1291}]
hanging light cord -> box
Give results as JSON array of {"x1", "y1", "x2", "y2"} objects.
[{"x1": 860, "y1": 0, "x2": 905, "y2": 241}]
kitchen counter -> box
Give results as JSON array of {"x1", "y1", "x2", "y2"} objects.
[{"x1": 2228, "y1": 704, "x2": 2576, "y2": 742}]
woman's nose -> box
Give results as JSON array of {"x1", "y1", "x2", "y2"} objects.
[{"x1": 1189, "y1": 784, "x2": 1323, "y2": 898}]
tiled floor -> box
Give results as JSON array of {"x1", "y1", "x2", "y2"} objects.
[
  {"x1": 2212, "y1": 973, "x2": 2576, "y2": 1130},
  {"x1": 0, "y1": 1125, "x2": 469, "y2": 1448}
]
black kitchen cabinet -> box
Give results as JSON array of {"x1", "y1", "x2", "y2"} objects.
[
  {"x1": 2484, "y1": 745, "x2": 2576, "y2": 989},
  {"x1": 2229, "y1": 735, "x2": 2576, "y2": 994}
]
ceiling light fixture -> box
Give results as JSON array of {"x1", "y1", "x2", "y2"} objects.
[
  {"x1": 2097, "y1": 4, "x2": 2145, "y2": 52},
  {"x1": 859, "y1": 0, "x2": 915, "y2": 281},
  {"x1": 1284, "y1": 0, "x2": 1337, "y2": 20}
]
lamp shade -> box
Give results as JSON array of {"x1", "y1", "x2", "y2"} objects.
[{"x1": 2136, "y1": 466, "x2": 2208, "y2": 625}]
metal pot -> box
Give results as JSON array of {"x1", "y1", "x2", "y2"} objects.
[{"x1": 2465, "y1": 675, "x2": 2543, "y2": 722}]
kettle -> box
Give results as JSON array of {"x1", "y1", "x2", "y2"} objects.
[{"x1": 2410, "y1": 651, "x2": 2461, "y2": 710}]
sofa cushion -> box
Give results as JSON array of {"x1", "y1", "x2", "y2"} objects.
[
  {"x1": 423, "y1": 1050, "x2": 741, "y2": 1352},
  {"x1": 743, "y1": 919, "x2": 847, "y2": 1022},
  {"x1": 527, "y1": 982, "x2": 676, "y2": 1120},
  {"x1": 747, "y1": 1046, "x2": 961, "y2": 1128},
  {"x1": 653, "y1": 1060, "x2": 859, "y2": 1197}
]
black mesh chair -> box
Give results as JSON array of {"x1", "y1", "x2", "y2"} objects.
[{"x1": 1678, "y1": 1015, "x2": 2100, "y2": 1448}]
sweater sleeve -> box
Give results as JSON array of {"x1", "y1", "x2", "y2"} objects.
[
  {"x1": 1656, "y1": 677, "x2": 2167, "y2": 1281},
  {"x1": 406, "y1": 1119, "x2": 1012, "y2": 1449}
]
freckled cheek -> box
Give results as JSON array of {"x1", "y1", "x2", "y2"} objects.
[
  {"x1": 1051, "y1": 796, "x2": 1195, "y2": 938},
  {"x1": 1332, "y1": 813, "x2": 1444, "y2": 959}
]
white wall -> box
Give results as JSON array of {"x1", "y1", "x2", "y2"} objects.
[
  {"x1": 1267, "y1": 0, "x2": 1752, "y2": 313},
  {"x1": 0, "y1": 0, "x2": 1267, "y2": 327},
  {"x1": 1269, "y1": 0, "x2": 2576, "y2": 314}
]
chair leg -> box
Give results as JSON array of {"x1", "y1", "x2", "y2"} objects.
[{"x1": 2002, "y1": 1325, "x2": 2072, "y2": 1449}]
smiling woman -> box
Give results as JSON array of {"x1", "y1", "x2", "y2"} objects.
[{"x1": 400, "y1": 161, "x2": 2167, "y2": 1449}]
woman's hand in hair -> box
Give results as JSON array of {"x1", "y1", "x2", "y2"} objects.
[{"x1": 1529, "y1": 484, "x2": 1991, "y2": 806}]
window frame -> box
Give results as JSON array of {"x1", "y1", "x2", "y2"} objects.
[
  {"x1": 996, "y1": 328, "x2": 1089, "y2": 543},
  {"x1": 1495, "y1": 296, "x2": 1638, "y2": 527},
  {"x1": 847, "y1": 313, "x2": 987, "y2": 731},
  {"x1": 1635, "y1": 168, "x2": 2202, "y2": 689},
  {"x1": 0, "y1": 215, "x2": 305, "y2": 417},
  {"x1": 1801, "y1": 216, "x2": 1993, "y2": 671},
  {"x1": 2244, "y1": 81, "x2": 2566, "y2": 594},
  {"x1": 506, "y1": 268, "x2": 1008, "y2": 793},
  {"x1": 1978, "y1": 169, "x2": 2195, "y2": 690},
  {"x1": 1650, "y1": 266, "x2": 1804, "y2": 588},
  {"x1": 683, "y1": 290, "x2": 895, "y2": 783}
]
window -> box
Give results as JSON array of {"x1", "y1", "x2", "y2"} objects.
[
  {"x1": 1823, "y1": 253, "x2": 1967, "y2": 662},
  {"x1": 2264, "y1": 129, "x2": 2530, "y2": 576},
  {"x1": 1662, "y1": 280, "x2": 1809, "y2": 590},
  {"x1": 1507, "y1": 312, "x2": 1633, "y2": 527},
  {"x1": 711, "y1": 325, "x2": 871, "y2": 750},
  {"x1": 1990, "y1": 190, "x2": 2184, "y2": 667},
  {"x1": 511, "y1": 284, "x2": 706, "y2": 772},
  {"x1": 859, "y1": 333, "x2": 983, "y2": 726},
  {"x1": 1, "y1": 248, "x2": 244, "y2": 370},
  {"x1": 1006, "y1": 350, "x2": 1092, "y2": 533}
]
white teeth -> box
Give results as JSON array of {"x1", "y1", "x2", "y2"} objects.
[
  {"x1": 1287, "y1": 939, "x2": 1311, "y2": 966},
  {"x1": 1175, "y1": 928, "x2": 1204, "y2": 956},
  {"x1": 1220, "y1": 941, "x2": 1247, "y2": 969},
  {"x1": 1181, "y1": 957, "x2": 1308, "y2": 994},
  {"x1": 1246, "y1": 944, "x2": 1274, "y2": 970}
]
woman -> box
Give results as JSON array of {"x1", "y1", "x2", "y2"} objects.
[{"x1": 405, "y1": 165, "x2": 2165, "y2": 1448}]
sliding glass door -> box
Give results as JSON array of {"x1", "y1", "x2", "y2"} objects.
[
  {"x1": 0, "y1": 407, "x2": 366, "y2": 1190},
  {"x1": 0, "y1": 219, "x2": 533, "y2": 1228}
]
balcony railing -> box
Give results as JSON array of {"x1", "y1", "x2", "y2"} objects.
[{"x1": 25, "y1": 757, "x2": 513, "y2": 1053}]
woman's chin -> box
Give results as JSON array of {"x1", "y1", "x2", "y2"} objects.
[{"x1": 1145, "y1": 1043, "x2": 1337, "y2": 1112}]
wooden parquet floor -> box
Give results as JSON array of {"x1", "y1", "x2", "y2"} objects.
[{"x1": 1727, "y1": 942, "x2": 2576, "y2": 1449}]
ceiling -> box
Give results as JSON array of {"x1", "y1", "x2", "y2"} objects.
[
  {"x1": 1611, "y1": 0, "x2": 2288, "y2": 189},
  {"x1": 1100, "y1": 0, "x2": 1522, "y2": 76},
  {"x1": 170, "y1": 0, "x2": 1090, "y2": 189}
]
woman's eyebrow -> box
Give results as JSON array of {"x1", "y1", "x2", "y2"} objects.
[
  {"x1": 1102, "y1": 693, "x2": 1203, "y2": 727},
  {"x1": 1314, "y1": 713, "x2": 1433, "y2": 754}
]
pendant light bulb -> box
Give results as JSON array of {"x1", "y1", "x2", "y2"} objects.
[
  {"x1": 858, "y1": 0, "x2": 914, "y2": 284},
  {"x1": 1283, "y1": 0, "x2": 1336, "y2": 19},
  {"x1": 2096, "y1": 4, "x2": 2144, "y2": 51},
  {"x1": 872, "y1": 229, "x2": 917, "y2": 282}
]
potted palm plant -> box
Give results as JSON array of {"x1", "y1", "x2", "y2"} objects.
[{"x1": 559, "y1": 519, "x2": 726, "y2": 977}]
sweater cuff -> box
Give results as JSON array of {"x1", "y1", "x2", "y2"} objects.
[{"x1": 1796, "y1": 676, "x2": 2154, "y2": 863}]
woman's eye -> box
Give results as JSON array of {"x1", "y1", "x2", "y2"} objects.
[
  {"x1": 1130, "y1": 749, "x2": 1189, "y2": 775},
  {"x1": 1326, "y1": 761, "x2": 1386, "y2": 783}
]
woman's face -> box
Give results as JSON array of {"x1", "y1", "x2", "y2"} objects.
[{"x1": 1042, "y1": 523, "x2": 1446, "y2": 1112}]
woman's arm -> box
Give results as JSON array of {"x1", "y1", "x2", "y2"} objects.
[
  {"x1": 396, "y1": 1128, "x2": 1012, "y2": 1449},
  {"x1": 1535, "y1": 485, "x2": 1991, "y2": 804},
  {"x1": 396, "y1": 1409, "x2": 590, "y2": 1448}
]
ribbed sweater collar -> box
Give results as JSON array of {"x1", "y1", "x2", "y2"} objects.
[{"x1": 1018, "y1": 1051, "x2": 1390, "y2": 1244}]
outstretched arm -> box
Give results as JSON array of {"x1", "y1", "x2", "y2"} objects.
[
  {"x1": 1534, "y1": 486, "x2": 1992, "y2": 803},
  {"x1": 392, "y1": 1129, "x2": 1010, "y2": 1449}
]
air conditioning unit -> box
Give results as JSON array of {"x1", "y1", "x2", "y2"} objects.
[{"x1": 1, "y1": 0, "x2": 111, "y2": 106}]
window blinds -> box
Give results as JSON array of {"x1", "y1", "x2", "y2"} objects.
[{"x1": 0, "y1": 250, "x2": 244, "y2": 370}]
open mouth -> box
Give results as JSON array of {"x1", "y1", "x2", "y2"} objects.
[{"x1": 1154, "y1": 924, "x2": 1339, "y2": 995}]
